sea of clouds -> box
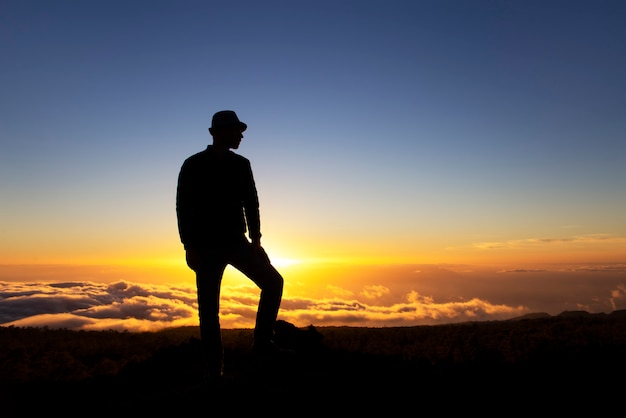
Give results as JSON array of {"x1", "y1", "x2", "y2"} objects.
[
  {"x1": 0, "y1": 279, "x2": 527, "y2": 332},
  {"x1": 2, "y1": 263, "x2": 625, "y2": 332}
]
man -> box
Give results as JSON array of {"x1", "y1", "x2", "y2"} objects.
[{"x1": 176, "y1": 110, "x2": 287, "y2": 383}]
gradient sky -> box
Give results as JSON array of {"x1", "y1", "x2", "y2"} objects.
[{"x1": 1, "y1": 0, "x2": 625, "y2": 331}]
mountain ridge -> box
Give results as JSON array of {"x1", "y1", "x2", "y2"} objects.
[{"x1": 508, "y1": 308, "x2": 626, "y2": 321}]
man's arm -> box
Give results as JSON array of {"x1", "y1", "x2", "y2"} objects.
[
  {"x1": 176, "y1": 159, "x2": 201, "y2": 249},
  {"x1": 242, "y1": 159, "x2": 262, "y2": 244}
]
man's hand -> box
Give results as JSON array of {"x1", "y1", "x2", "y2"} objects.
[
  {"x1": 251, "y1": 237, "x2": 271, "y2": 263},
  {"x1": 185, "y1": 248, "x2": 203, "y2": 271}
]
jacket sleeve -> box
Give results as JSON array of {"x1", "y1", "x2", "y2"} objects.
[
  {"x1": 176, "y1": 159, "x2": 195, "y2": 248},
  {"x1": 242, "y1": 159, "x2": 261, "y2": 240}
]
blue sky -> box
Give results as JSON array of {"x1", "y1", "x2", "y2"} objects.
[{"x1": 1, "y1": 0, "x2": 625, "y2": 329}]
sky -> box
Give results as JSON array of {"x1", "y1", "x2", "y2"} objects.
[{"x1": 1, "y1": 0, "x2": 625, "y2": 332}]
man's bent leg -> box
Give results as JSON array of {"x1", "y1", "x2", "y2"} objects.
[
  {"x1": 253, "y1": 264, "x2": 284, "y2": 344},
  {"x1": 231, "y1": 243, "x2": 284, "y2": 346}
]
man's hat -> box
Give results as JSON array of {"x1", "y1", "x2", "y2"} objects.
[{"x1": 210, "y1": 110, "x2": 247, "y2": 132}]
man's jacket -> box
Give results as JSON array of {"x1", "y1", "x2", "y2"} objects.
[{"x1": 176, "y1": 145, "x2": 261, "y2": 249}]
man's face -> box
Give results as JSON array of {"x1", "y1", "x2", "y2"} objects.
[{"x1": 213, "y1": 126, "x2": 244, "y2": 149}]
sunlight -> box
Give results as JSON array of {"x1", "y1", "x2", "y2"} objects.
[{"x1": 270, "y1": 257, "x2": 301, "y2": 268}]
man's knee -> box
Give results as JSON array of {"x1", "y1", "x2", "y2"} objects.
[
  {"x1": 274, "y1": 273, "x2": 284, "y2": 290},
  {"x1": 263, "y1": 269, "x2": 284, "y2": 292}
]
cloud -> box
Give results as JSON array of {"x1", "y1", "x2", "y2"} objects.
[
  {"x1": 360, "y1": 285, "x2": 390, "y2": 299},
  {"x1": 609, "y1": 284, "x2": 626, "y2": 312},
  {"x1": 325, "y1": 285, "x2": 354, "y2": 298},
  {"x1": 0, "y1": 278, "x2": 529, "y2": 331},
  {"x1": 471, "y1": 234, "x2": 626, "y2": 250},
  {"x1": 498, "y1": 264, "x2": 626, "y2": 274},
  {"x1": 276, "y1": 293, "x2": 525, "y2": 328},
  {"x1": 0, "y1": 281, "x2": 199, "y2": 332},
  {"x1": 2, "y1": 261, "x2": 625, "y2": 332},
  {"x1": 564, "y1": 264, "x2": 626, "y2": 273}
]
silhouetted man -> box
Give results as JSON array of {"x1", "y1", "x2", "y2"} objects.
[{"x1": 176, "y1": 110, "x2": 286, "y2": 384}]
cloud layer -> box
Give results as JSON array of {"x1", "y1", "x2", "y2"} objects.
[
  {"x1": 0, "y1": 279, "x2": 525, "y2": 332},
  {"x1": 2, "y1": 263, "x2": 625, "y2": 332}
]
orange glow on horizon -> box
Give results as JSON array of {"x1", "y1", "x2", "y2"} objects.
[{"x1": 1, "y1": 229, "x2": 624, "y2": 290}]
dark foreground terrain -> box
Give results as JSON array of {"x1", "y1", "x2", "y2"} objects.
[{"x1": 2, "y1": 311, "x2": 626, "y2": 416}]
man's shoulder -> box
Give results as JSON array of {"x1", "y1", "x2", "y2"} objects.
[
  {"x1": 182, "y1": 147, "x2": 250, "y2": 166},
  {"x1": 227, "y1": 150, "x2": 250, "y2": 164},
  {"x1": 183, "y1": 147, "x2": 209, "y2": 162}
]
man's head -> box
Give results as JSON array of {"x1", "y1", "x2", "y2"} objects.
[
  {"x1": 209, "y1": 110, "x2": 247, "y2": 133},
  {"x1": 209, "y1": 110, "x2": 247, "y2": 150}
]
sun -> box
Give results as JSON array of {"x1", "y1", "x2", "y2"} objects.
[{"x1": 270, "y1": 257, "x2": 301, "y2": 268}]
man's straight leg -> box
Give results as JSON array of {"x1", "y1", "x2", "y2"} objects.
[{"x1": 191, "y1": 251, "x2": 227, "y2": 380}]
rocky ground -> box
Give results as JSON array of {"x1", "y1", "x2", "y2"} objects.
[{"x1": 3, "y1": 313, "x2": 625, "y2": 416}]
